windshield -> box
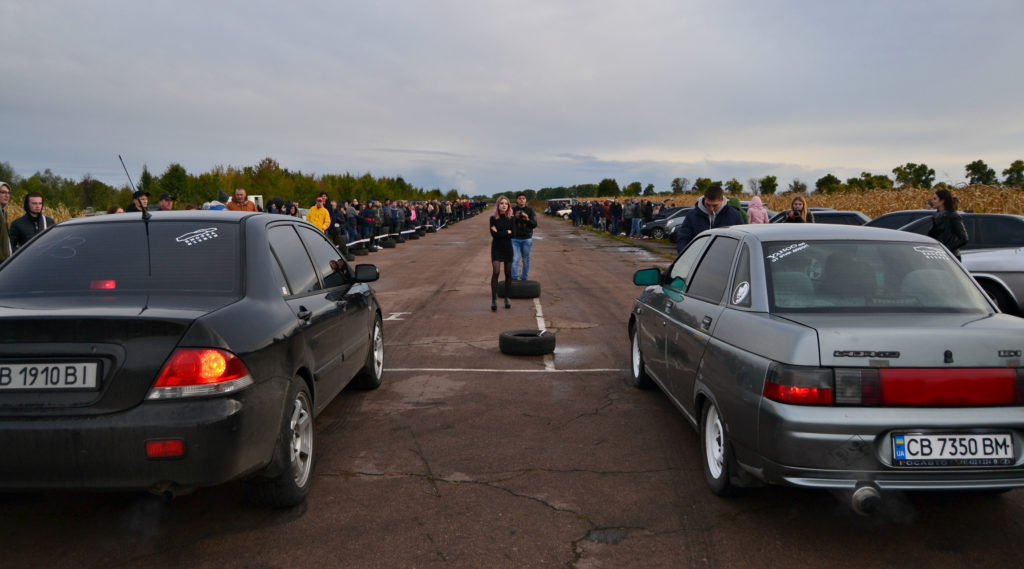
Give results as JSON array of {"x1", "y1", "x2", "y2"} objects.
[
  {"x1": 764, "y1": 240, "x2": 991, "y2": 313},
  {"x1": 0, "y1": 221, "x2": 241, "y2": 297}
]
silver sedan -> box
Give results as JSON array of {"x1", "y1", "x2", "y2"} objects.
[{"x1": 629, "y1": 224, "x2": 1024, "y2": 513}]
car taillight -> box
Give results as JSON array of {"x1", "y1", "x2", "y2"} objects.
[
  {"x1": 764, "y1": 365, "x2": 1024, "y2": 407},
  {"x1": 764, "y1": 364, "x2": 833, "y2": 405},
  {"x1": 146, "y1": 348, "x2": 253, "y2": 400},
  {"x1": 878, "y1": 368, "x2": 1018, "y2": 406},
  {"x1": 90, "y1": 279, "x2": 116, "y2": 290}
]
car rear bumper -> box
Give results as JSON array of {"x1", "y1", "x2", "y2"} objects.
[
  {"x1": 0, "y1": 379, "x2": 288, "y2": 492},
  {"x1": 747, "y1": 401, "x2": 1024, "y2": 491}
]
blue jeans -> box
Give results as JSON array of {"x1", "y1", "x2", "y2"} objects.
[
  {"x1": 630, "y1": 218, "x2": 642, "y2": 237},
  {"x1": 511, "y1": 238, "x2": 533, "y2": 280}
]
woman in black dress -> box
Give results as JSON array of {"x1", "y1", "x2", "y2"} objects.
[{"x1": 490, "y1": 196, "x2": 514, "y2": 311}]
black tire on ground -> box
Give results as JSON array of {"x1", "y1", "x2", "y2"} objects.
[
  {"x1": 407, "y1": 232, "x2": 419, "y2": 240},
  {"x1": 628, "y1": 323, "x2": 655, "y2": 389},
  {"x1": 244, "y1": 378, "x2": 314, "y2": 508},
  {"x1": 380, "y1": 238, "x2": 396, "y2": 248},
  {"x1": 416, "y1": 228, "x2": 426, "y2": 236},
  {"x1": 349, "y1": 316, "x2": 383, "y2": 390},
  {"x1": 650, "y1": 227, "x2": 666, "y2": 240},
  {"x1": 499, "y1": 329, "x2": 556, "y2": 356},
  {"x1": 344, "y1": 252, "x2": 355, "y2": 262},
  {"x1": 352, "y1": 247, "x2": 369, "y2": 256},
  {"x1": 395, "y1": 235, "x2": 406, "y2": 243},
  {"x1": 426, "y1": 225, "x2": 437, "y2": 233},
  {"x1": 498, "y1": 280, "x2": 541, "y2": 299}
]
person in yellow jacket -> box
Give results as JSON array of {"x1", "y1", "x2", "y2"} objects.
[{"x1": 306, "y1": 194, "x2": 331, "y2": 233}]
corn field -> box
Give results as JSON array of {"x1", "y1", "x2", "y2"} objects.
[{"x1": 757, "y1": 186, "x2": 1024, "y2": 218}]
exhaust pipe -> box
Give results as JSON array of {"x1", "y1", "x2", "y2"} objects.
[
  {"x1": 850, "y1": 484, "x2": 882, "y2": 516},
  {"x1": 149, "y1": 481, "x2": 178, "y2": 502}
]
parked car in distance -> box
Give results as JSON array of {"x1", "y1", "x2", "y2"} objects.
[
  {"x1": 962, "y1": 246, "x2": 1024, "y2": 316},
  {"x1": 0, "y1": 211, "x2": 384, "y2": 507},
  {"x1": 642, "y1": 207, "x2": 691, "y2": 239},
  {"x1": 864, "y1": 209, "x2": 935, "y2": 230},
  {"x1": 899, "y1": 213, "x2": 1024, "y2": 251},
  {"x1": 770, "y1": 209, "x2": 871, "y2": 225},
  {"x1": 629, "y1": 224, "x2": 1024, "y2": 514}
]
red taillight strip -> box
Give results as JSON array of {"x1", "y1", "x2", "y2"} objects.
[{"x1": 880, "y1": 368, "x2": 1017, "y2": 406}]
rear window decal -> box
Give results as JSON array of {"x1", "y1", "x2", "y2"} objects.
[
  {"x1": 176, "y1": 228, "x2": 219, "y2": 246},
  {"x1": 767, "y1": 242, "x2": 808, "y2": 263},
  {"x1": 732, "y1": 281, "x2": 750, "y2": 304},
  {"x1": 913, "y1": 245, "x2": 949, "y2": 261}
]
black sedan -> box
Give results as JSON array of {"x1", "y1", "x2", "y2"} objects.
[{"x1": 0, "y1": 211, "x2": 384, "y2": 507}]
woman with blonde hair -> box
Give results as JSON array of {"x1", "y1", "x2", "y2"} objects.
[
  {"x1": 489, "y1": 196, "x2": 515, "y2": 311},
  {"x1": 782, "y1": 195, "x2": 814, "y2": 223}
]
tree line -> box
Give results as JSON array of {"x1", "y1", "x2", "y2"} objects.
[
  {"x1": 0, "y1": 157, "x2": 475, "y2": 214},
  {"x1": 524, "y1": 159, "x2": 1024, "y2": 201}
]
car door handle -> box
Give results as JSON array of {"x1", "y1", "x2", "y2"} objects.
[
  {"x1": 297, "y1": 307, "x2": 312, "y2": 321},
  {"x1": 701, "y1": 316, "x2": 713, "y2": 330}
]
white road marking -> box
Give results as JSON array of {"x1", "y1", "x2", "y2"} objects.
[
  {"x1": 532, "y1": 297, "x2": 556, "y2": 371},
  {"x1": 383, "y1": 312, "x2": 411, "y2": 321}
]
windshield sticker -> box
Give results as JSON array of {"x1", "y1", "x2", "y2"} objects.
[
  {"x1": 732, "y1": 281, "x2": 750, "y2": 304},
  {"x1": 767, "y1": 242, "x2": 809, "y2": 263},
  {"x1": 913, "y1": 245, "x2": 949, "y2": 261},
  {"x1": 176, "y1": 228, "x2": 219, "y2": 246}
]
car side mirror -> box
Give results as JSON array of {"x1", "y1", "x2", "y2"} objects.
[
  {"x1": 633, "y1": 267, "x2": 661, "y2": 286},
  {"x1": 666, "y1": 276, "x2": 687, "y2": 292},
  {"x1": 354, "y1": 264, "x2": 379, "y2": 283}
]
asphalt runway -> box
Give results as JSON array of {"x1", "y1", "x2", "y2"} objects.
[{"x1": 3, "y1": 213, "x2": 1024, "y2": 569}]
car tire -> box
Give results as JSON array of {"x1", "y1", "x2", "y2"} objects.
[
  {"x1": 562, "y1": 214, "x2": 570, "y2": 220},
  {"x1": 407, "y1": 232, "x2": 419, "y2": 240},
  {"x1": 350, "y1": 316, "x2": 383, "y2": 390},
  {"x1": 650, "y1": 227, "x2": 665, "y2": 240},
  {"x1": 627, "y1": 324, "x2": 654, "y2": 389},
  {"x1": 380, "y1": 238, "x2": 396, "y2": 248},
  {"x1": 499, "y1": 329, "x2": 556, "y2": 356},
  {"x1": 395, "y1": 235, "x2": 406, "y2": 243},
  {"x1": 980, "y1": 281, "x2": 1019, "y2": 315},
  {"x1": 700, "y1": 401, "x2": 735, "y2": 496},
  {"x1": 498, "y1": 280, "x2": 541, "y2": 299},
  {"x1": 352, "y1": 247, "x2": 368, "y2": 256},
  {"x1": 245, "y1": 378, "x2": 315, "y2": 508},
  {"x1": 426, "y1": 225, "x2": 437, "y2": 233},
  {"x1": 343, "y1": 252, "x2": 356, "y2": 262}
]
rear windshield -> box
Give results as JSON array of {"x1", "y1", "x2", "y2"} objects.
[
  {"x1": 764, "y1": 240, "x2": 991, "y2": 313},
  {"x1": 0, "y1": 221, "x2": 240, "y2": 297}
]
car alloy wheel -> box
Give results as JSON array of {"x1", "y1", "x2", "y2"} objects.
[{"x1": 287, "y1": 389, "x2": 314, "y2": 489}]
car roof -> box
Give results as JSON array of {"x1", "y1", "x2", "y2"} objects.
[
  {"x1": 57, "y1": 210, "x2": 262, "y2": 227},
  {"x1": 711, "y1": 222, "x2": 934, "y2": 243}
]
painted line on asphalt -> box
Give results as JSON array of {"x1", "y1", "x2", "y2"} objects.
[
  {"x1": 384, "y1": 368, "x2": 627, "y2": 373},
  {"x1": 533, "y1": 297, "x2": 556, "y2": 371}
]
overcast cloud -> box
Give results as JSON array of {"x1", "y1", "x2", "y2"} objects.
[{"x1": 2, "y1": 0, "x2": 1021, "y2": 196}]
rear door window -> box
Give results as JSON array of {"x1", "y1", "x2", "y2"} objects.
[
  {"x1": 686, "y1": 237, "x2": 740, "y2": 303},
  {"x1": 268, "y1": 225, "x2": 318, "y2": 295}
]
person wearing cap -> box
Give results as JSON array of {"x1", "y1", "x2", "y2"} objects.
[
  {"x1": 225, "y1": 188, "x2": 258, "y2": 212},
  {"x1": 0, "y1": 181, "x2": 12, "y2": 261},
  {"x1": 306, "y1": 195, "x2": 331, "y2": 233},
  {"x1": 158, "y1": 193, "x2": 175, "y2": 211},
  {"x1": 126, "y1": 190, "x2": 150, "y2": 212}
]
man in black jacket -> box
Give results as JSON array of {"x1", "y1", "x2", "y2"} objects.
[
  {"x1": 675, "y1": 185, "x2": 744, "y2": 254},
  {"x1": 511, "y1": 193, "x2": 538, "y2": 281},
  {"x1": 10, "y1": 192, "x2": 56, "y2": 250}
]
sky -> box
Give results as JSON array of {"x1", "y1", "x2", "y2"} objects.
[{"x1": 2, "y1": 0, "x2": 1022, "y2": 197}]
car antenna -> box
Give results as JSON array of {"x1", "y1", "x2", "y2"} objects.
[
  {"x1": 119, "y1": 155, "x2": 153, "y2": 279},
  {"x1": 119, "y1": 154, "x2": 150, "y2": 221}
]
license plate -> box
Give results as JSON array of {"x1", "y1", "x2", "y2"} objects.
[
  {"x1": 0, "y1": 362, "x2": 99, "y2": 391},
  {"x1": 892, "y1": 433, "x2": 1014, "y2": 467}
]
